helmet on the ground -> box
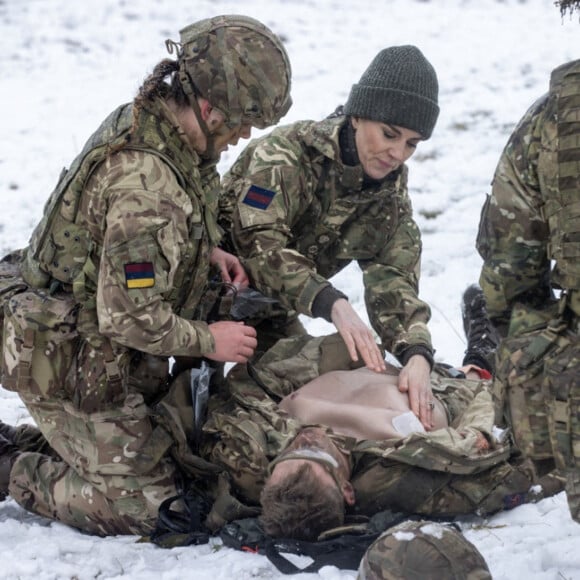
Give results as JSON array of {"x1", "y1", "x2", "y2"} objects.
[
  {"x1": 172, "y1": 14, "x2": 292, "y2": 129},
  {"x1": 357, "y1": 520, "x2": 492, "y2": 580}
]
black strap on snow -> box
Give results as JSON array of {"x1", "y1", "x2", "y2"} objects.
[
  {"x1": 263, "y1": 533, "x2": 379, "y2": 574},
  {"x1": 221, "y1": 524, "x2": 377, "y2": 573},
  {"x1": 219, "y1": 509, "x2": 412, "y2": 574},
  {"x1": 149, "y1": 492, "x2": 212, "y2": 548}
]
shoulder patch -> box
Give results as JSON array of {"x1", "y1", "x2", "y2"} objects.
[
  {"x1": 242, "y1": 184, "x2": 276, "y2": 210},
  {"x1": 124, "y1": 262, "x2": 155, "y2": 289}
]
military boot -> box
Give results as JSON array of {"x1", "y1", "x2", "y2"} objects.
[
  {"x1": 461, "y1": 284, "x2": 500, "y2": 374},
  {"x1": 0, "y1": 432, "x2": 20, "y2": 502},
  {"x1": 0, "y1": 419, "x2": 18, "y2": 443}
]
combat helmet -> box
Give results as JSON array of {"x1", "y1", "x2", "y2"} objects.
[
  {"x1": 357, "y1": 520, "x2": 492, "y2": 580},
  {"x1": 167, "y1": 14, "x2": 292, "y2": 131}
]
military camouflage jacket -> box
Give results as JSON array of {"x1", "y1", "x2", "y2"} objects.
[
  {"x1": 219, "y1": 115, "x2": 432, "y2": 357},
  {"x1": 200, "y1": 335, "x2": 508, "y2": 515},
  {"x1": 477, "y1": 60, "x2": 580, "y2": 330},
  {"x1": 20, "y1": 98, "x2": 221, "y2": 358}
]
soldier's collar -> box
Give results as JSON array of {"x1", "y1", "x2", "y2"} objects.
[
  {"x1": 155, "y1": 98, "x2": 202, "y2": 164},
  {"x1": 339, "y1": 120, "x2": 360, "y2": 167}
]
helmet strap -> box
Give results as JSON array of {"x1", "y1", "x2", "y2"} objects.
[{"x1": 178, "y1": 66, "x2": 217, "y2": 160}]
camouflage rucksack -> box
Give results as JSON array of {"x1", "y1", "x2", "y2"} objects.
[
  {"x1": 493, "y1": 302, "x2": 579, "y2": 468},
  {"x1": 0, "y1": 250, "x2": 28, "y2": 382},
  {"x1": 2, "y1": 282, "x2": 79, "y2": 397},
  {"x1": 493, "y1": 300, "x2": 579, "y2": 522}
]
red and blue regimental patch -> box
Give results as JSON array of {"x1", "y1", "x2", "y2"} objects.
[
  {"x1": 124, "y1": 262, "x2": 155, "y2": 289},
  {"x1": 242, "y1": 184, "x2": 276, "y2": 210}
]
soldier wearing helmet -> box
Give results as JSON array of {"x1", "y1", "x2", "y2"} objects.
[
  {"x1": 357, "y1": 521, "x2": 492, "y2": 580},
  {"x1": 0, "y1": 15, "x2": 291, "y2": 536},
  {"x1": 166, "y1": 15, "x2": 291, "y2": 160}
]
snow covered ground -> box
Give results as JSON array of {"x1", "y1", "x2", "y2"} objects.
[{"x1": 0, "y1": 0, "x2": 578, "y2": 578}]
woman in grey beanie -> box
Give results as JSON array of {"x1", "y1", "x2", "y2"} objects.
[
  {"x1": 345, "y1": 45, "x2": 439, "y2": 140},
  {"x1": 220, "y1": 45, "x2": 440, "y2": 430}
]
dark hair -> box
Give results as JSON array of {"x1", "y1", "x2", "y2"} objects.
[
  {"x1": 132, "y1": 59, "x2": 189, "y2": 130},
  {"x1": 259, "y1": 463, "x2": 345, "y2": 541}
]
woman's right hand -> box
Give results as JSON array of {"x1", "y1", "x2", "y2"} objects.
[
  {"x1": 330, "y1": 299, "x2": 386, "y2": 373},
  {"x1": 205, "y1": 321, "x2": 257, "y2": 363}
]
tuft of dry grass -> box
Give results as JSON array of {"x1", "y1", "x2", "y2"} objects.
[{"x1": 556, "y1": 0, "x2": 580, "y2": 19}]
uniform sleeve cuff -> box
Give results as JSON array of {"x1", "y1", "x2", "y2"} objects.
[
  {"x1": 193, "y1": 322, "x2": 216, "y2": 357},
  {"x1": 311, "y1": 286, "x2": 348, "y2": 322},
  {"x1": 398, "y1": 345, "x2": 435, "y2": 370}
]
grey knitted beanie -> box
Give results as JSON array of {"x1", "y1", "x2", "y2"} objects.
[{"x1": 344, "y1": 45, "x2": 439, "y2": 139}]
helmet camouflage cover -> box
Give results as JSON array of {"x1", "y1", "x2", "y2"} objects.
[
  {"x1": 171, "y1": 14, "x2": 292, "y2": 129},
  {"x1": 357, "y1": 521, "x2": 492, "y2": 580}
]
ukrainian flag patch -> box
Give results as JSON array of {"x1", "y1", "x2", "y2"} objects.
[
  {"x1": 124, "y1": 262, "x2": 155, "y2": 289},
  {"x1": 242, "y1": 184, "x2": 276, "y2": 210}
]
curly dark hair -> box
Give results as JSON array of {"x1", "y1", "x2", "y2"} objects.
[
  {"x1": 132, "y1": 59, "x2": 189, "y2": 131},
  {"x1": 259, "y1": 463, "x2": 345, "y2": 541}
]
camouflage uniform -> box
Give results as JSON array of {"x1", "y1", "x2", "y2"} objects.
[
  {"x1": 476, "y1": 59, "x2": 580, "y2": 522},
  {"x1": 0, "y1": 15, "x2": 293, "y2": 535},
  {"x1": 1, "y1": 99, "x2": 221, "y2": 535},
  {"x1": 200, "y1": 334, "x2": 549, "y2": 530},
  {"x1": 477, "y1": 59, "x2": 580, "y2": 331},
  {"x1": 219, "y1": 114, "x2": 432, "y2": 360}
]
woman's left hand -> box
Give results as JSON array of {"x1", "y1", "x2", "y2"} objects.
[
  {"x1": 210, "y1": 247, "x2": 250, "y2": 289},
  {"x1": 397, "y1": 354, "x2": 433, "y2": 430}
]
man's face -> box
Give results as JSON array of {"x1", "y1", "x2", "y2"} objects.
[{"x1": 267, "y1": 428, "x2": 355, "y2": 505}]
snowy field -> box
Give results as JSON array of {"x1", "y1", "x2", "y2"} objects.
[{"x1": 0, "y1": 0, "x2": 578, "y2": 578}]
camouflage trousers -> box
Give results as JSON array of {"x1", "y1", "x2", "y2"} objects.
[
  {"x1": 3, "y1": 289, "x2": 180, "y2": 535},
  {"x1": 10, "y1": 391, "x2": 179, "y2": 536},
  {"x1": 493, "y1": 306, "x2": 579, "y2": 523}
]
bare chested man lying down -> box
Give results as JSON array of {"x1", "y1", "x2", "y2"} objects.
[
  {"x1": 278, "y1": 364, "x2": 490, "y2": 445},
  {"x1": 256, "y1": 362, "x2": 544, "y2": 541}
]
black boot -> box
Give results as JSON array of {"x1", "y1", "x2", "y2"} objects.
[
  {"x1": 0, "y1": 420, "x2": 18, "y2": 443},
  {"x1": 461, "y1": 284, "x2": 500, "y2": 374},
  {"x1": 0, "y1": 432, "x2": 20, "y2": 502}
]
